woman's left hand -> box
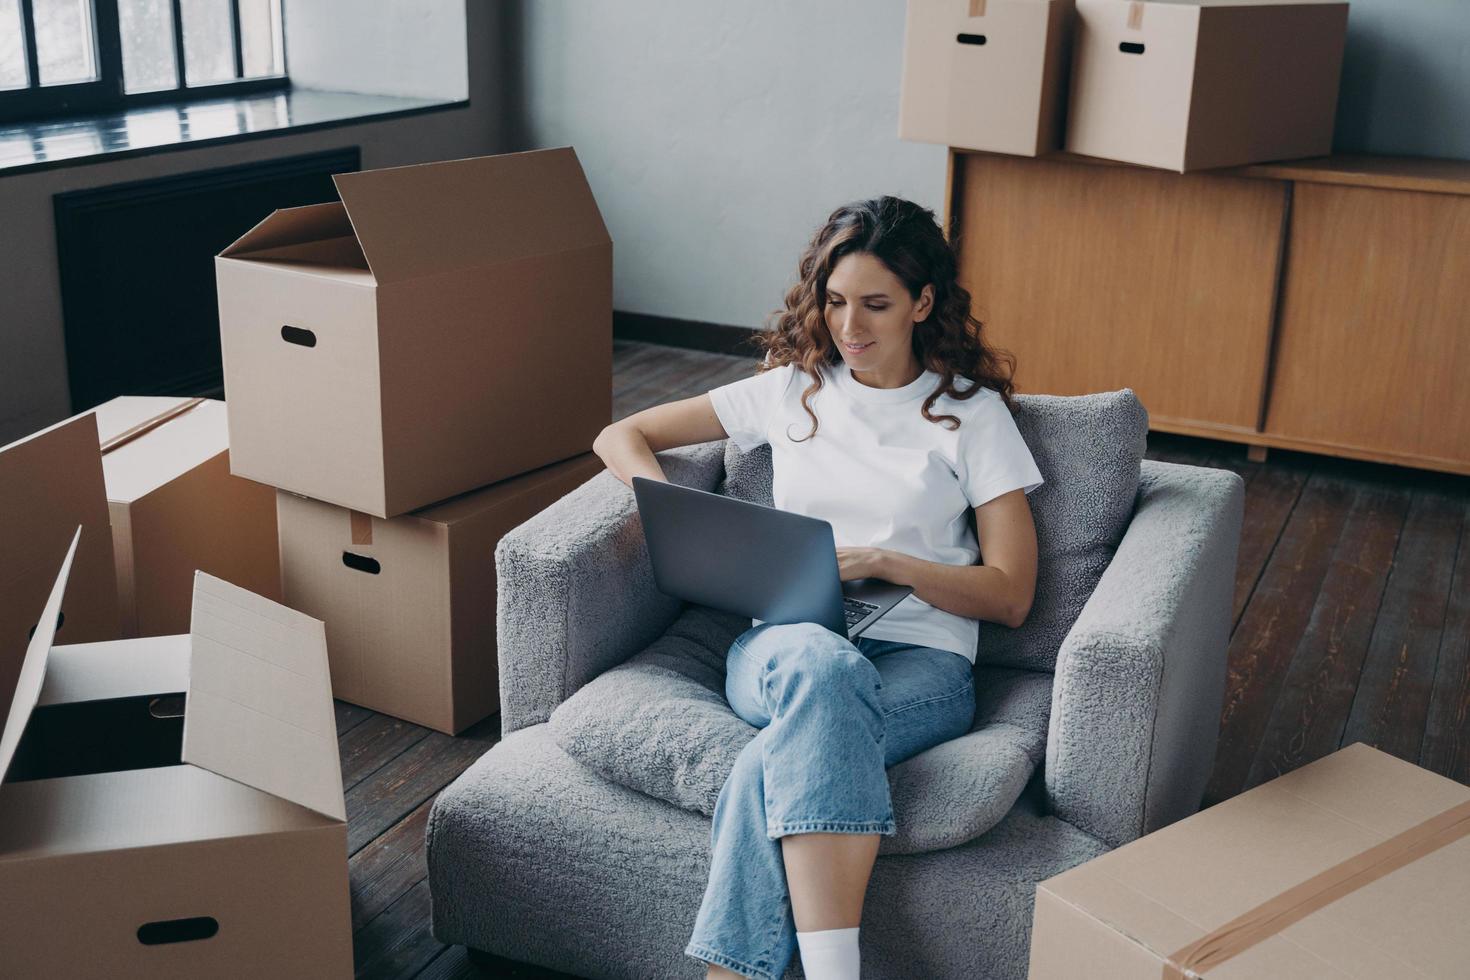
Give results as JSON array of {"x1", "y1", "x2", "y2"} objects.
[{"x1": 835, "y1": 546, "x2": 894, "y2": 582}]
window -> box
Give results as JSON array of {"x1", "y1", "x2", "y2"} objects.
[{"x1": 0, "y1": 0, "x2": 286, "y2": 123}]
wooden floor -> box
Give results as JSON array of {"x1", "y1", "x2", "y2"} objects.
[{"x1": 344, "y1": 339, "x2": 1470, "y2": 979}]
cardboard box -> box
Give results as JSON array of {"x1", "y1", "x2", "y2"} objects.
[
  {"x1": 1065, "y1": 0, "x2": 1349, "y2": 172},
  {"x1": 91, "y1": 395, "x2": 280, "y2": 638},
  {"x1": 0, "y1": 413, "x2": 119, "y2": 704},
  {"x1": 0, "y1": 529, "x2": 350, "y2": 978},
  {"x1": 215, "y1": 146, "x2": 613, "y2": 519},
  {"x1": 1029, "y1": 743, "x2": 1470, "y2": 979},
  {"x1": 900, "y1": 0, "x2": 1075, "y2": 156},
  {"x1": 278, "y1": 452, "x2": 605, "y2": 734}
]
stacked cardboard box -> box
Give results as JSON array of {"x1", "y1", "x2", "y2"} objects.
[
  {"x1": 899, "y1": 0, "x2": 1350, "y2": 172},
  {"x1": 900, "y1": 0, "x2": 1076, "y2": 157},
  {"x1": 216, "y1": 147, "x2": 612, "y2": 733}
]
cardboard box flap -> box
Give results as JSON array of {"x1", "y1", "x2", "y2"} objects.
[
  {"x1": 0, "y1": 414, "x2": 116, "y2": 708},
  {"x1": 0, "y1": 412, "x2": 107, "y2": 588},
  {"x1": 218, "y1": 201, "x2": 355, "y2": 259},
  {"x1": 38, "y1": 634, "x2": 190, "y2": 707},
  {"x1": 181, "y1": 571, "x2": 345, "y2": 822},
  {"x1": 0, "y1": 528, "x2": 80, "y2": 783},
  {"x1": 93, "y1": 395, "x2": 198, "y2": 448},
  {"x1": 97, "y1": 397, "x2": 228, "y2": 503},
  {"x1": 331, "y1": 146, "x2": 612, "y2": 285}
]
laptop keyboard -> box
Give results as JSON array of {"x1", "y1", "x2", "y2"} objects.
[{"x1": 844, "y1": 596, "x2": 881, "y2": 628}]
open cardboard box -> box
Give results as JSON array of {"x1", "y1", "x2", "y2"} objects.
[
  {"x1": 90, "y1": 395, "x2": 281, "y2": 639},
  {"x1": 0, "y1": 529, "x2": 350, "y2": 977},
  {"x1": 1, "y1": 413, "x2": 119, "y2": 707},
  {"x1": 215, "y1": 146, "x2": 613, "y2": 519},
  {"x1": 899, "y1": 0, "x2": 1076, "y2": 157}
]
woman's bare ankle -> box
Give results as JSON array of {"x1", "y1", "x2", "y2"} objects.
[{"x1": 707, "y1": 964, "x2": 744, "y2": 979}]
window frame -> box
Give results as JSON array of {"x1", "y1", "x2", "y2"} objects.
[{"x1": 1, "y1": 0, "x2": 289, "y2": 125}]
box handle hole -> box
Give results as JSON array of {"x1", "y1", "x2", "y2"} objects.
[
  {"x1": 137, "y1": 916, "x2": 219, "y2": 946},
  {"x1": 27, "y1": 609, "x2": 64, "y2": 641},
  {"x1": 342, "y1": 551, "x2": 381, "y2": 575},
  {"x1": 1120, "y1": 41, "x2": 1145, "y2": 54},
  {"x1": 281, "y1": 325, "x2": 317, "y2": 348},
  {"x1": 148, "y1": 695, "x2": 186, "y2": 719},
  {"x1": 956, "y1": 33, "x2": 987, "y2": 45}
]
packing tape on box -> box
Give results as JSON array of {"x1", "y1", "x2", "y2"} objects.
[
  {"x1": 1161, "y1": 797, "x2": 1470, "y2": 978},
  {"x1": 99, "y1": 397, "x2": 207, "y2": 455},
  {"x1": 969, "y1": 0, "x2": 986, "y2": 17},
  {"x1": 349, "y1": 510, "x2": 374, "y2": 546},
  {"x1": 1126, "y1": 1, "x2": 1144, "y2": 30}
]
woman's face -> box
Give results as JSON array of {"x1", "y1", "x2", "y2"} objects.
[{"x1": 823, "y1": 251, "x2": 933, "y2": 386}]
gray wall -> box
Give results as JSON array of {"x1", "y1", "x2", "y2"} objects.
[
  {"x1": 0, "y1": 1, "x2": 500, "y2": 445},
  {"x1": 287, "y1": 0, "x2": 468, "y2": 100},
  {"x1": 501, "y1": 0, "x2": 949, "y2": 336},
  {"x1": 1334, "y1": 0, "x2": 1470, "y2": 159}
]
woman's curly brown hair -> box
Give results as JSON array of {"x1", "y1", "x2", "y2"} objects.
[{"x1": 749, "y1": 195, "x2": 1016, "y2": 443}]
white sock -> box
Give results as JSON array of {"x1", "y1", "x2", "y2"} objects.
[{"x1": 796, "y1": 926, "x2": 860, "y2": 980}]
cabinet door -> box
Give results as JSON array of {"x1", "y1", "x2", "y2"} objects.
[
  {"x1": 1265, "y1": 183, "x2": 1470, "y2": 469},
  {"x1": 954, "y1": 154, "x2": 1286, "y2": 432}
]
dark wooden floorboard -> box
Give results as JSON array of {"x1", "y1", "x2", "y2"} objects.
[
  {"x1": 1204, "y1": 470, "x2": 1358, "y2": 804},
  {"x1": 336, "y1": 700, "x2": 377, "y2": 738},
  {"x1": 350, "y1": 796, "x2": 435, "y2": 932},
  {"x1": 340, "y1": 714, "x2": 436, "y2": 792},
  {"x1": 1421, "y1": 498, "x2": 1470, "y2": 784},
  {"x1": 307, "y1": 340, "x2": 1470, "y2": 978},
  {"x1": 611, "y1": 347, "x2": 756, "y2": 420},
  {"x1": 1228, "y1": 460, "x2": 1311, "y2": 630},
  {"x1": 1341, "y1": 488, "x2": 1464, "y2": 760},
  {"x1": 1243, "y1": 480, "x2": 1408, "y2": 789},
  {"x1": 609, "y1": 345, "x2": 718, "y2": 415},
  {"x1": 346, "y1": 717, "x2": 501, "y2": 856},
  {"x1": 354, "y1": 878, "x2": 444, "y2": 979},
  {"x1": 413, "y1": 947, "x2": 480, "y2": 980}
]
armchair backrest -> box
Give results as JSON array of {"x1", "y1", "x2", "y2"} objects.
[{"x1": 718, "y1": 388, "x2": 1149, "y2": 672}]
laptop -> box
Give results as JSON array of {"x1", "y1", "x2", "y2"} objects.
[{"x1": 631, "y1": 476, "x2": 913, "y2": 640}]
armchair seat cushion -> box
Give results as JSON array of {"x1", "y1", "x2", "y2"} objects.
[{"x1": 547, "y1": 604, "x2": 1053, "y2": 855}]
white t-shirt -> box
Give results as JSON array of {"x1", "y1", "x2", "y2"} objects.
[{"x1": 708, "y1": 359, "x2": 1043, "y2": 663}]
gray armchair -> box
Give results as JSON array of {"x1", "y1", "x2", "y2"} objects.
[{"x1": 427, "y1": 389, "x2": 1244, "y2": 979}]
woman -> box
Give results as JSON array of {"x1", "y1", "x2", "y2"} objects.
[{"x1": 592, "y1": 196, "x2": 1043, "y2": 980}]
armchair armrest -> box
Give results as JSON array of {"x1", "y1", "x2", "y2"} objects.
[
  {"x1": 1045, "y1": 459, "x2": 1244, "y2": 849},
  {"x1": 495, "y1": 440, "x2": 728, "y2": 735}
]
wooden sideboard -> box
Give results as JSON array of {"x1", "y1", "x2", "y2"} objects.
[{"x1": 944, "y1": 150, "x2": 1470, "y2": 476}]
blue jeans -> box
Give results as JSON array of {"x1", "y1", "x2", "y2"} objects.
[{"x1": 685, "y1": 621, "x2": 976, "y2": 980}]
